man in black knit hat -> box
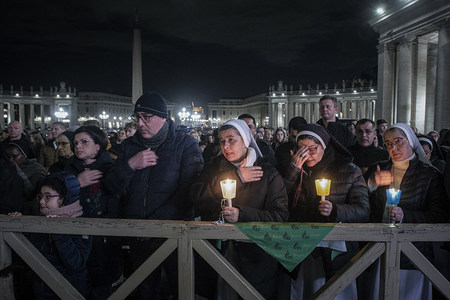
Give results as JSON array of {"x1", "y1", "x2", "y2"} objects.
[{"x1": 105, "y1": 92, "x2": 204, "y2": 299}]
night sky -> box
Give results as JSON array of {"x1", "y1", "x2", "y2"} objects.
[{"x1": 0, "y1": 0, "x2": 380, "y2": 107}]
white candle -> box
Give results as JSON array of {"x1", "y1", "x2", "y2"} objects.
[{"x1": 220, "y1": 179, "x2": 236, "y2": 204}]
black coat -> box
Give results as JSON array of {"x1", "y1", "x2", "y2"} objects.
[
  {"x1": 191, "y1": 154, "x2": 288, "y2": 299},
  {"x1": 365, "y1": 156, "x2": 448, "y2": 268},
  {"x1": 28, "y1": 232, "x2": 91, "y2": 299},
  {"x1": 191, "y1": 155, "x2": 289, "y2": 222},
  {"x1": 105, "y1": 119, "x2": 204, "y2": 220},
  {"x1": 347, "y1": 143, "x2": 389, "y2": 175},
  {"x1": 283, "y1": 146, "x2": 370, "y2": 277},
  {"x1": 317, "y1": 118, "x2": 356, "y2": 147}
]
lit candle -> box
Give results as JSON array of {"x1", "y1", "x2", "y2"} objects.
[
  {"x1": 315, "y1": 179, "x2": 331, "y2": 201},
  {"x1": 220, "y1": 179, "x2": 236, "y2": 207},
  {"x1": 386, "y1": 188, "x2": 401, "y2": 206}
]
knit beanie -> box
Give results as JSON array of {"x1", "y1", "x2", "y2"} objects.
[{"x1": 135, "y1": 92, "x2": 168, "y2": 118}]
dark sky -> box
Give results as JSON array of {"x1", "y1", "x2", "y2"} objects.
[{"x1": 0, "y1": 0, "x2": 380, "y2": 107}]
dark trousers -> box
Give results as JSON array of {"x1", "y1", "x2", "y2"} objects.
[{"x1": 127, "y1": 238, "x2": 178, "y2": 300}]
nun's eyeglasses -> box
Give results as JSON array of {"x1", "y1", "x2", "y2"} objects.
[{"x1": 384, "y1": 137, "x2": 405, "y2": 149}]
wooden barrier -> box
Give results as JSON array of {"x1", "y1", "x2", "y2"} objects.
[{"x1": 0, "y1": 216, "x2": 449, "y2": 299}]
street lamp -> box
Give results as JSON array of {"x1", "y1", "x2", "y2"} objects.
[
  {"x1": 99, "y1": 111, "x2": 109, "y2": 129},
  {"x1": 178, "y1": 108, "x2": 190, "y2": 125},
  {"x1": 54, "y1": 107, "x2": 68, "y2": 121}
]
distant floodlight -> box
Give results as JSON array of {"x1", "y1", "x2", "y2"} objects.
[{"x1": 376, "y1": 8, "x2": 385, "y2": 14}]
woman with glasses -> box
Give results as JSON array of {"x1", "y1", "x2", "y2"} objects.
[
  {"x1": 282, "y1": 123, "x2": 369, "y2": 300},
  {"x1": 64, "y1": 125, "x2": 122, "y2": 299},
  {"x1": 48, "y1": 131, "x2": 75, "y2": 173},
  {"x1": 362, "y1": 124, "x2": 447, "y2": 300}
]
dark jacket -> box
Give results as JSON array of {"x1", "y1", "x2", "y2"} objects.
[
  {"x1": 192, "y1": 155, "x2": 289, "y2": 222},
  {"x1": 283, "y1": 147, "x2": 370, "y2": 223},
  {"x1": 191, "y1": 154, "x2": 288, "y2": 299},
  {"x1": 0, "y1": 160, "x2": 24, "y2": 214},
  {"x1": 347, "y1": 143, "x2": 389, "y2": 175},
  {"x1": 317, "y1": 118, "x2": 356, "y2": 147},
  {"x1": 105, "y1": 119, "x2": 204, "y2": 220},
  {"x1": 28, "y1": 232, "x2": 91, "y2": 299},
  {"x1": 365, "y1": 156, "x2": 448, "y2": 268},
  {"x1": 283, "y1": 146, "x2": 369, "y2": 277},
  {"x1": 65, "y1": 151, "x2": 121, "y2": 291},
  {"x1": 38, "y1": 140, "x2": 59, "y2": 169},
  {"x1": 65, "y1": 151, "x2": 118, "y2": 218},
  {"x1": 27, "y1": 171, "x2": 91, "y2": 299},
  {"x1": 48, "y1": 156, "x2": 75, "y2": 174}
]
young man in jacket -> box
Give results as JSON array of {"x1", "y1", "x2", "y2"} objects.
[{"x1": 105, "y1": 92, "x2": 204, "y2": 299}]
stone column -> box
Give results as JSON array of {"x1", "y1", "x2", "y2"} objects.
[
  {"x1": 268, "y1": 98, "x2": 273, "y2": 127},
  {"x1": 0, "y1": 102, "x2": 4, "y2": 129},
  {"x1": 313, "y1": 102, "x2": 320, "y2": 123},
  {"x1": 413, "y1": 37, "x2": 428, "y2": 133},
  {"x1": 306, "y1": 102, "x2": 312, "y2": 123},
  {"x1": 40, "y1": 104, "x2": 45, "y2": 129},
  {"x1": 435, "y1": 20, "x2": 450, "y2": 130},
  {"x1": 30, "y1": 104, "x2": 35, "y2": 129},
  {"x1": 397, "y1": 36, "x2": 415, "y2": 125},
  {"x1": 287, "y1": 98, "x2": 294, "y2": 122},
  {"x1": 341, "y1": 101, "x2": 347, "y2": 119},
  {"x1": 19, "y1": 104, "x2": 25, "y2": 125},
  {"x1": 425, "y1": 45, "x2": 437, "y2": 133},
  {"x1": 376, "y1": 43, "x2": 396, "y2": 124}
]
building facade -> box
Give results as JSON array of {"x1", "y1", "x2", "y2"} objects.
[
  {"x1": 0, "y1": 82, "x2": 78, "y2": 130},
  {"x1": 207, "y1": 80, "x2": 377, "y2": 128},
  {"x1": 369, "y1": 0, "x2": 450, "y2": 133}
]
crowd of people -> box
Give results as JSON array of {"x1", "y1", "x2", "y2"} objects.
[{"x1": 0, "y1": 93, "x2": 449, "y2": 300}]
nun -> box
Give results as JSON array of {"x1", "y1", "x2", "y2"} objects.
[
  {"x1": 192, "y1": 118, "x2": 289, "y2": 299},
  {"x1": 363, "y1": 123, "x2": 447, "y2": 300}
]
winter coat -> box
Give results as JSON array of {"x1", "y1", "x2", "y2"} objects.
[
  {"x1": 347, "y1": 143, "x2": 389, "y2": 175},
  {"x1": 64, "y1": 151, "x2": 122, "y2": 290},
  {"x1": 105, "y1": 119, "x2": 204, "y2": 220},
  {"x1": 192, "y1": 155, "x2": 289, "y2": 222},
  {"x1": 365, "y1": 156, "x2": 448, "y2": 268},
  {"x1": 0, "y1": 160, "x2": 23, "y2": 214},
  {"x1": 38, "y1": 141, "x2": 59, "y2": 169},
  {"x1": 283, "y1": 146, "x2": 370, "y2": 276},
  {"x1": 317, "y1": 118, "x2": 356, "y2": 147},
  {"x1": 28, "y1": 232, "x2": 91, "y2": 299},
  {"x1": 48, "y1": 156, "x2": 75, "y2": 174},
  {"x1": 65, "y1": 151, "x2": 118, "y2": 218},
  {"x1": 191, "y1": 154, "x2": 288, "y2": 299}
]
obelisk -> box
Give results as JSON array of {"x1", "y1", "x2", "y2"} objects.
[{"x1": 132, "y1": 12, "x2": 143, "y2": 104}]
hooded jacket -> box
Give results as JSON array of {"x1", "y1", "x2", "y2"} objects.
[{"x1": 28, "y1": 172, "x2": 91, "y2": 299}]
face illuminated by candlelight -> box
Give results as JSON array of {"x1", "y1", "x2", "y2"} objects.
[{"x1": 219, "y1": 128, "x2": 247, "y2": 163}]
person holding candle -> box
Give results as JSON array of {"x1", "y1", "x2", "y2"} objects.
[
  {"x1": 363, "y1": 123, "x2": 448, "y2": 300},
  {"x1": 192, "y1": 118, "x2": 289, "y2": 299},
  {"x1": 282, "y1": 123, "x2": 369, "y2": 300}
]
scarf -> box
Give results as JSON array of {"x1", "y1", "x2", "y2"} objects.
[
  {"x1": 41, "y1": 200, "x2": 83, "y2": 218},
  {"x1": 137, "y1": 121, "x2": 170, "y2": 150}
]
